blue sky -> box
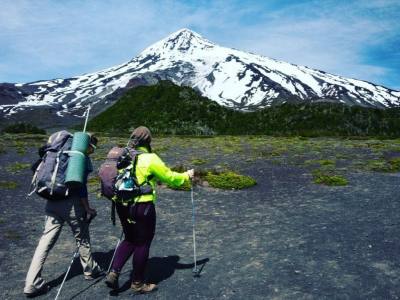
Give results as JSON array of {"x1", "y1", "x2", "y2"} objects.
[{"x1": 0, "y1": 0, "x2": 399, "y2": 89}]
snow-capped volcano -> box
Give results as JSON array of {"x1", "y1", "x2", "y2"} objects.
[{"x1": 1, "y1": 28, "x2": 399, "y2": 123}]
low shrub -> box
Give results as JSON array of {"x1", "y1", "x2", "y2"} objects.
[
  {"x1": 312, "y1": 169, "x2": 348, "y2": 186},
  {"x1": 4, "y1": 229, "x2": 21, "y2": 240},
  {"x1": 191, "y1": 158, "x2": 208, "y2": 165},
  {"x1": 6, "y1": 162, "x2": 31, "y2": 173},
  {"x1": 304, "y1": 159, "x2": 335, "y2": 167},
  {"x1": 0, "y1": 181, "x2": 18, "y2": 189},
  {"x1": 367, "y1": 158, "x2": 400, "y2": 172},
  {"x1": 169, "y1": 166, "x2": 256, "y2": 190},
  {"x1": 388, "y1": 157, "x2": 400, "y2": 172},
  {"x1": 87, "y1": 176, "x2": 100, "y2": 193},
  {"x1": 205, "y1": 171, "x2": 257, "y2": 189},
  {"x1": 317, "y1": 159, "x2": 335, "y2": 166}
]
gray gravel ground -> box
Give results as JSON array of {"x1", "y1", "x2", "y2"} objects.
[{"x1": 1, "y1": 139, "x2": 400, "y2": 299}]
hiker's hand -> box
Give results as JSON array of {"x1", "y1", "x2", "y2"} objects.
[
  {"x1": 86, "y1": 207, "x2": 97, "y2": 218},
  {"x1": 187, "y1": 169, "x2": 195, "y2": 179}
]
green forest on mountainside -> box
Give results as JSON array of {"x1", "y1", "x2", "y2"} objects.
[{"x1": 88, "y1": 81, "x2": 400, "y2": 137}]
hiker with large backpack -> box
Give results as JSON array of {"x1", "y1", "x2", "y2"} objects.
[
  {"x1": 102, "y1": 126, "x2": 194, "y2": 294},
  {"x1": 24, "y1": 131, "x2": 104, "y2": 297}
]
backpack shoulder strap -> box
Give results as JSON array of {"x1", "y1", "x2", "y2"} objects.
[{"x1": 131, "y1": 152, "x2": 140, "y2": 186}]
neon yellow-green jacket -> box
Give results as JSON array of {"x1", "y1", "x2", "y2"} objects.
[{"x1": 133, "y1": 146, "x2": 189, "y2": 203}]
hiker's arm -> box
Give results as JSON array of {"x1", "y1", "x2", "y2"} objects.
[
  {"x1": 149, "y1": 154, "x2": 190, "y2": 187},
  {"x1": 80, "y1": 157, "x2": 96, "y2": 215},
  {"x1": 80, "y1": 197, "x2": 96, "y2": 215},
  {"x1": 79, "y1": 186, "x2": 96, "y2": 215}
]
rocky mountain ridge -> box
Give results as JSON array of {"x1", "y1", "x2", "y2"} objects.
[{"x1": 1, "y1": 28, "x2": 399, "y2": 126}]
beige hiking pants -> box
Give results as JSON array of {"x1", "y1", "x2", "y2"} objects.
[{"x1": 24, "y1": 196, "x2": 100, "y2": 294}]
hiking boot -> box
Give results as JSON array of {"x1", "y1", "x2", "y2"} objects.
[
  {"x1": 105, "y1": 271, "x2": 119, "y2": 290},
  {"x1": 84, "y1": 269, "x2": 105, "y2": 280},
  {"x1": 131, "y1": 281, "x2": 157, "y2": 294},
  {"x1": 24, "y1": 284, "x2": 50, "y2": 298}
]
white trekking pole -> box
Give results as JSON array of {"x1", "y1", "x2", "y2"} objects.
[
  {"x1": 107, "y1": 230, "x2": 124, "y2": 273},
  {"x1": 191, "y1": 184, "x2": 199, "y2": 276},
  {"x1": 83, "y1": 105, "x2": 91, "y2": 133},
  {"x1": 54, "y1": 248, "x2": 80, "y2": 300},
  {"x1": 54, "y1": 214, "x2": 95, "y2": 300}
]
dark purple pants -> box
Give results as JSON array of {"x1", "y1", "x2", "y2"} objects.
[{"x1": 112, "y1": 202, "x2": 156, "y2": 282}]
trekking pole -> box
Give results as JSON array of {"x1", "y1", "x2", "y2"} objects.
[
  {"x1": 54, "y1": 247, "x2": 80, "y2": 300},
  {"x1": 191, "y1": 184, "x2": 199, "y2": 275},
  {"x1": 107, "y1": 229, "x2": 124, "y2": 273},
  {"x1": 54, "y1": 213, "x2": 95, "y2": 300},
  {"x1": 83, "y1": 105, "x2": 91, "y2": 133}
]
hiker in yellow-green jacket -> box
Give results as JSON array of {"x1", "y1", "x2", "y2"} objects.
[{"x1": 105, "y1": 126, "x2": 194, "y2": 293}]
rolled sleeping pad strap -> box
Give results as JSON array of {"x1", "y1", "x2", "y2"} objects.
[{"x1": 65, "y1": 132, "x2": 90, "y2": 188}]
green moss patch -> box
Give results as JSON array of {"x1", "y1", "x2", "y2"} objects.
[
  {"x1": 259, "y1": 149, "x2": 284, "y2": 158},
  {"x1": 335, "y1": 153, "x2": 349, "y2": 160},
  {"x1": 388, "y1": 157, "x2": 400, "y2": 172},
  {"x1": 90, "y1": 150, "x2": 109, "y2": 161},
  {"x1": 154, "y1": 145, "x2": 170, "y2": 154},
  {"x1": 4, "y1": 229, "x2": 21, "y2": 241},
  {"x1": 13, "y1": 141, "x2": 27, "y2": 155},
  {"x1": 366, "y1": 158, "x2": 400, "y2": 173},
  {"x1": 87, "y1": 176, "x2": 100, "y2": 193},
  {"x1": 204, "y1": 171, "x2": 257, "y2": 190},
  {"x1": 304, "y1": 159, "x2": 335, "y2": 167},
  {"x1": 317, "y1": 159, "x2": 335, "y2": 166},
  {"x1": 190, "y1": 158, "x2": 208, "y2": 165},
  {"x1": 171, "y1": 164, "x2": 187, "y2": 173},
  {"x1": 312, "y1": 169, "x2": 348, "y2": 186},
  {"x1": 367, "y1": 160, "x2": 390, "y2": 172},
  {"x1": 6, "y1": 162, "x2": 31, "y2": 173},
  {"x1": 0, "y1": 181, "x2": 18, "y2": 189}
]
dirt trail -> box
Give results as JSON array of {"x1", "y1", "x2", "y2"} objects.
[{"x1": 1, "y1": 137, "x2": 400, "y2": 299}]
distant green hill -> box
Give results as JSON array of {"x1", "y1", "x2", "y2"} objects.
[{"x1": 88, "y1": 81, "x2": 400, "y2": 137}]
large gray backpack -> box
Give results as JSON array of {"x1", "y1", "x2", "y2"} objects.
[{"x1": 29, "y1": 130, "x2": 73, "y2": 200}]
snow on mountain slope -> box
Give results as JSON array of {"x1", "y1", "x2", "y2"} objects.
[{"x1": 0, "y1": 28, "x2": 399, "y2": 120}]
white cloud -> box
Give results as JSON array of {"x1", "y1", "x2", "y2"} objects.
[
  {"x1": 212, "y1": 1, "x2": 399, "y2": 88},
  {"x1": 0, "y1": 0, "x2": 398, "y2": 89}
]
